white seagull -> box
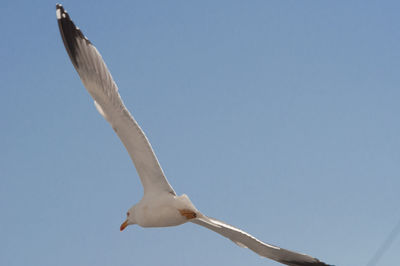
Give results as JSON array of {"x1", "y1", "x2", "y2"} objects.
[{"x1": 56, "y1": 4, "x2": 331, "y2": 266}]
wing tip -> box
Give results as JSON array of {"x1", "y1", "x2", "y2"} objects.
[
  {"x1": 280, "y1": 258, "x2": 333, "y2": 266},
  {"x1": 56, "y1": 4, "x2": 91, "y2": 42},
  {"x1": 56, "y1": 4, "x2": 67, "y2": 20},
  {"x1": 56, "y1": 3, "x2": 92, "y2": 68}
]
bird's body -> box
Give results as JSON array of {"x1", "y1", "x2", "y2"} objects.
[
  {"x1": 132, "y1": 193, "x2": 198, "y2": 228},
  {"x1": 56, "y1": 4, "x2": 332, "y2": 266}
]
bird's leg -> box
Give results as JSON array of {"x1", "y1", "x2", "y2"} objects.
[{"x1": 179, "y1": 209, "x2": 197, "y2": 220}]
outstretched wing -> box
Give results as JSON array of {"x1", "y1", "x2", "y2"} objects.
[
  {"x1": 56, "y1": 4, "x2": 175, "y2": 196},
  {"x1": 192, "y1": 216, "x2": 332, "y2": 266}
]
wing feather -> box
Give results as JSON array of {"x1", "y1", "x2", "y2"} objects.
[
  {"x1": 192, "y1": 216, "x2": 332, "y2": 266},
  {"x1": 56, "y1": 4, "x2": 175, "y2": 195}
]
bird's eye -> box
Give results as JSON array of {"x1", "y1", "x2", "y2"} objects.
[{"x1": 127, "y1": 212, "x2": 130, "y2": 217}]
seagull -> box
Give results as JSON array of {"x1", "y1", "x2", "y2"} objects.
[{"x1": 56, "y1": 4, "x2": 331, "y2": 266}]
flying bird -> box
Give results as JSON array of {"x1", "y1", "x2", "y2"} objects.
[{"x1": 56, "y1": 4, "x2": 331, "y2": 266}]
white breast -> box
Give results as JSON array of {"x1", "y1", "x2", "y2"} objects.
[{"x1": 136, "y1": 194, "x2": 198, "y2": 227}]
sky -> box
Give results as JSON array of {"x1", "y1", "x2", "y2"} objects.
[{"x1": 1, "y1": 1, "x2": 399, "y2": 266}]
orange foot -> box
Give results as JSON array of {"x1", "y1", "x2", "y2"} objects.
[{"x1": 179, "y1": 209, "x2": 197, "y2": 220}]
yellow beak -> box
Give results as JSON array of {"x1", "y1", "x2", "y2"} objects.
[{"x1": 120, "y1": 219, "x2": 128, "y2": 231}]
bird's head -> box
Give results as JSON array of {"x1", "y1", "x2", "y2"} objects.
[{"x1": 120, "y1": 205, "x2": 137, "y2": 231}]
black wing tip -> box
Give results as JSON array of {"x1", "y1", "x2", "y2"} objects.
[
  {"x1": 55, "y1": 3, "x2": 90, "y2": 41},
  {"x1": 56, "y1": 3, "x2": 92, "y2": 67},
  {"x1": 56, "y1": 3, "x2": 68, "y2": 20},
  {"x1": 280, "y1": 259, "x2": 334, "y2": 266}
]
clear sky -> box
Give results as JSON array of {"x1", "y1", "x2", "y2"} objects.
[{"x1": 1, "y1": 1, "x2": 399, "y2": 266}]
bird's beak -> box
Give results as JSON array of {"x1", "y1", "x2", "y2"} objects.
[{"x1": 120, "y1": 219, "x2": 129, "y2": 231}]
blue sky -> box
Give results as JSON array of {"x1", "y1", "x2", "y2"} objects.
[{"x1": 1, "y1": 1, "x2": 399, "y2": 265}]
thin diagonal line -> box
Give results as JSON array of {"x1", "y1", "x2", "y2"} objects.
[{"x1": 367, "y1": 218, "x2": 400, "y2": 266}]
